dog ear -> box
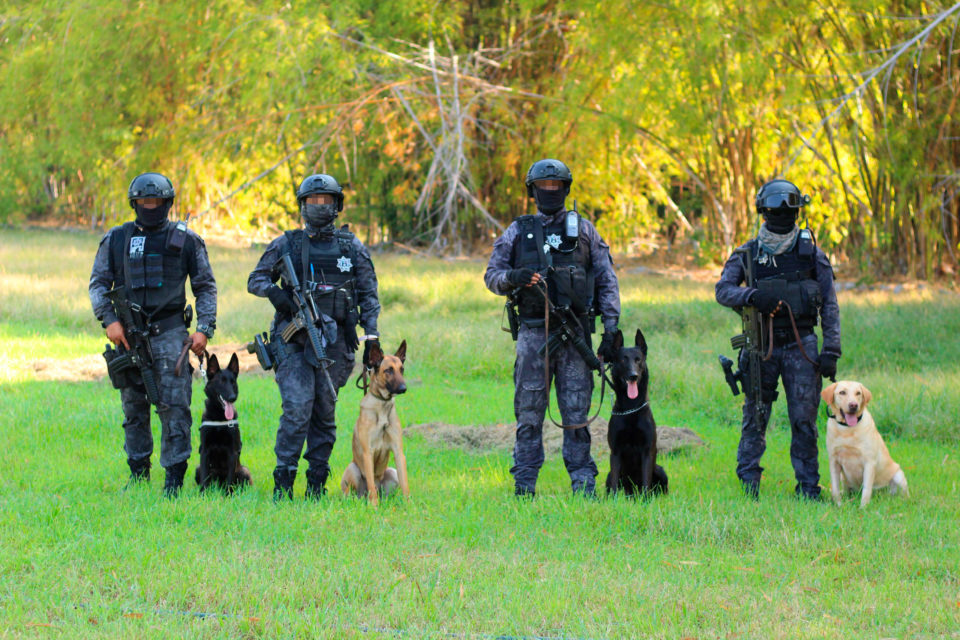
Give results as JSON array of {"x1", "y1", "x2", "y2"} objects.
[
  {"x1": 613, "y1": 330, "x2": 623, "y2": 352},
  {"x1": 635, "y1": 328, "x2": 647, "y2": 356},
  {"x1": 820, "y1": 382, "x2": 836, "y2": 408},
  {"x1": 394, "y1": 340, "x2": 407, "y2": 363},
  {"x1": 207, "y1": 354, "x2": 221, "y2": 377},
  {"x1": 860, "y1": 383, "x2": 872, "y2": 407},
  {"x1": 228, "y1": 353, "x2": 240, "y2": 376},
  {"x1": 368, "y1": 342, "x2": 384, "y2": 369}
]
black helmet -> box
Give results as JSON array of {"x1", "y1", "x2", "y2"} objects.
[
  {"x1": 296, "y1": 173, "x2": 344, "y2": 211},
  {"x1": 127, "y1": 172, "x2": 175, "y2": 209},
  {"x1": 524, "y1": 159, "x2": 572, "y2": 197},
  {"x1": 754, "y1": 179, "x2": 811, "y2": 215}
]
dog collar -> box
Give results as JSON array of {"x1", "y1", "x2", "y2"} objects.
[
  {"x1": 200, "y1": 419, "x2": 239, "y2": 429},
  {"x1": 611, "y1": 401, "x2": 648, "y2": 416}
]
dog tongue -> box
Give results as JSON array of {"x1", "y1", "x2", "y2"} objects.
[
  {"x1": 627, "y1": 380, "x2": 639, "y2": 400},
  {"x1": 844, "y1": 413, "x2": 858, "y2": 427},
  {"x1": 224, "y1": 402, "x2": 236, "y2": 420}
]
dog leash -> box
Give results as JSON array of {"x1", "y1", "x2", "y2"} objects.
[
  {"x1": 174, "y1": 340, "x2": 208, "y2": 381},
  {"x1": 762, "y1": 300, "x2": 817, "y2": 366},
  {"x1": 535, "y1": 281, "x2": 609, "y2": 430}
]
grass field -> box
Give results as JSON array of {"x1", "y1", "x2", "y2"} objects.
[{"x1": 1, "y1": 227, "x2": 959, "y2": 639}]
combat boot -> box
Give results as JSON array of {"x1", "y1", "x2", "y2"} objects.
[
  {"x1": 514, "y1": 485, "x2": 536, "y2": 499},
  {"x1": 742, "y1": 480, "x2": 760, "y2": 501},
  {"x1": 162, "y1": 461, "x2": 188, "y2": 498},
  {"x1": 273, "y1": 467, "x2": 296, "y2": 502},
  {"x1": 125, "y1": 457, "x2": 151, "y2": 488},
  {"x1": 304, "y1": 468, "x2": 328, "y2": 500}
]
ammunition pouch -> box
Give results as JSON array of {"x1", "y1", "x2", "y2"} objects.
[
  {"x1": 757, "y1": 278, "x2": 821, "y2": 330},
  {"x1": 103, "y1": 344, "x2": 140, "y2": 390}
]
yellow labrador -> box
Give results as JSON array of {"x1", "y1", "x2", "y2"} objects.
[{"x1": 821, "y1": 381, "x2": 909, "y2": 507}]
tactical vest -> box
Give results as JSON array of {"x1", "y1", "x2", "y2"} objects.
[
  {"x1": 749, "y1": 229, "x2": 822, "y2": 330},
  {"x1": 282, "y1": 228, "x2": 358, "y2": 324},
  {"x1": 109, "y1": 221, "x2": 193, "y2": 319},
  {"x1": 512, "y1": 214, "x2": 595, "y2": 326}
]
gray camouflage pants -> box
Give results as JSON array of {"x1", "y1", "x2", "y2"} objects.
[
  {"x1": 737, "y1": 332, "x2": 822, "y2": 497},
  {"x1": 512, "y1": 324, "x2": 598, "y2": 494},
  {"x1": 273, "y1": 331, "x2": 355, "y2": 478},
  {"x1": 120, "y1": 327, "x2": 192, "y2": 469}
]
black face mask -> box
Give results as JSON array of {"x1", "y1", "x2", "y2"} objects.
[
  {"x1": 134, "y1": 201, "x2": 171, "y2": 228},
  {"x1": 763, "y1": 208, "x2": 797, "y2": 234},
  {"x1": 533, "y1": 187, "x2": 566, "y2": 215},
  {"x1": 301, "y1": 203, "x2": 338, "y2": 233}
]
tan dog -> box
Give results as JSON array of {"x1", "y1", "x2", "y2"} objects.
[
  {"x1": 821, "y1": 381, "x2": 909, "y2": 507},
  {"x1": 341, "y1": 340, "x2": 410, "y2": 506}
]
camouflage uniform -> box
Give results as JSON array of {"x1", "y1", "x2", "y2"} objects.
[
  {"x1": 89, "y1": 221, "x2": 217, "y2": 475},
  {"x1": 485, "y1": 209, "x2": 620, "y2": 495},
  {"x1": 247, "y1": 229, "x2": 379, "y2": 492},
  {"x1": 715, "y1": 238, "x2": 840, "y2": 498}
]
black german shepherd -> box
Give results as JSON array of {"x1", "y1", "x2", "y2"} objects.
[
  {"x1": 606, "y1": 329, "x2": 668, "y2": 496},
  {"x1": 195, "y1": 353, "x2": 252, "y2": 493}
]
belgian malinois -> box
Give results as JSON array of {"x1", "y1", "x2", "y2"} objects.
[
  {"x1": 194, "y1": 353, "x2": 252, "y2": 493},
  {"x1": 340, "y1": 340, "x2": 409, "y2": 506}
]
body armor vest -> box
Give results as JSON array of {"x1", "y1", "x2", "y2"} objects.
[
  {"x1": 512, "y1": 214, "x2": 595, "y2": 328},
  {"x1": 749, "y1": 230, "x2": 821, "y2": 330},
  {"x1": 110, "y1": 221, "x2": 192, "y2": 319},
  {"x1": 282, "y1": 229, "x2": 358, "y2": 324}
]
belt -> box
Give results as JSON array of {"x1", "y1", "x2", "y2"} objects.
[
  {"x1": 771, "y1": 327, "x2": 813, "y2": 346},
  {"x1": 148, "y1": 312, "x2": 187, "y2": 336}
]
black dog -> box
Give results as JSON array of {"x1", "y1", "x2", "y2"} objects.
[
  {"x1": 605, "y1": 329, "x2": 668, "y2": 496},
  {"x1": 195, "y1": 353, "x2": 252, "y2": 493}
]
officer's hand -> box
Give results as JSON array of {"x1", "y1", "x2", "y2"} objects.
[
  {"x1": 267, "y1": 285, "x2": 298, "y2": 316},
  {"x1": 189, "y1": 332, "x2": 208, "y2": 356},
  {"x1": 818, "y1": 353, "x2": 838, "y2": 382},
  {"x1": 597, "y1": 331, "x2": 617, "y2": 361},
  {"x1": 750, "y1": 289, "x2": 782, "y2": 316},
  {"x1": 105, "y1": 321, "x2": 130, "y2": 350},
  {"x1": 507, "y1": 268, "x2": 537, "y2": 288},
  {"x1": 344, "y1": 323, "x2": 360, "y2": 351},
  {"x1": 362, "y1": 337, "x2": 381, "y2": 368}
]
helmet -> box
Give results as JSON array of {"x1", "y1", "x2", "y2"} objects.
[
  {"x1": 754, "y1": 179, "x2": 810, "y2": 215},
  {"x1": 524, "y1": 159, "x2": 572, "y2": 197},
  {"x1": 127, "y1": 172, "x2": 175, "y2": 209},
  {"x1": 296, "y1": 173, "x2": 344, "y2": 212}
]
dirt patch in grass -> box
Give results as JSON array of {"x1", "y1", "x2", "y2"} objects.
[
  {"x1": 405, "y1": 420, "x2": 704, "y2": 458},
  {"x1": 24, "y1": 342, "x2": 269, "y2": 382}
]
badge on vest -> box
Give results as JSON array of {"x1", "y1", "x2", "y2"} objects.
[
  {"x1": 546, "y1": 233, "x2": 562, "y2": 250},
  {"x1": 336, "y1": 256, "x2": 353, "y2": 272},
  {"x1": 129, "y1": 236, "x2": 146, "y2": 259}
]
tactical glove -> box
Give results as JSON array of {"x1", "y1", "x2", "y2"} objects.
[
  {"x1": 267, "y1": 285, "x2": 298, "y2": 316},
  {"x1": 750, "y1": 289, "x2": 781, "y2": 315},
  {"x1": 506, "y1": 268, "x2": 536, "y2": 288},
  {"x1": 362, "y1": 337, "x2": 381, "y2": 368},
  {"x1": 818, "y1": 353, "x2": 838, "y2": 382},
  {"x1": 343, "y1": 323, "x2": 360, "y2": 351},
  {"x1": 597, "y1": 331, "x2": 617, "y2": 361}
]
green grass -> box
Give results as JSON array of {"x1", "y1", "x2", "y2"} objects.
[{"x1": 1, "y1": 228, "x2": 959, "y2": 638}]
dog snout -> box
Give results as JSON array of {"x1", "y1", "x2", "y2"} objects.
[
  {"x1": 393, "y1": 383, "x2": 407, "y2": 395},
  {"x1": 625, "y1": 372, "x2": 639, "y2": 383},
  {"x1": 846, "y1": 402, "x2": 859, "y2": 414}
]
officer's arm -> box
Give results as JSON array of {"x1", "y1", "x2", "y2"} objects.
[
  {"x1": 715, "y1": 250, "x2": 753, "y2": 309},
  {"x1": 483, "y1": 223, "x2": 519, "y2": 296},
  {"x1": 188, "y1": 234, "x2": 218, "y2": 328},
  {"x1": 89, "y1": 230, "x2": 119, "y2": 327},
  {"x1": 353, "y1": 238, "x2": 381, "y2": 335},
  {"x1": 816, "y1": 250, "x2": 842, "y2": 357},
  {"x1": 585, "y1": 222, "x2": 621, "y2": 332},
  {"x1": 247, "y1": 236, "x2": 286, "y2": 297}
]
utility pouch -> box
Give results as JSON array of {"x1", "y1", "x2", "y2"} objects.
[
  {"x1": 144, "y1": 253, "x2": 164, "y2": 288},
  {"x1": 332, "y1": 287, "x2": 354, "y2": 324},
  {"x1": 103, "y1": 343, "x2": 139, "y2": 390},
  {"x1": 183, "y1": 304, "x2": 193, "y2": 329}
]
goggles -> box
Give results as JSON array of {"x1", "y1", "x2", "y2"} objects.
[{"x1": 758, "y1": 191, "x2": 807, "y2": 209}]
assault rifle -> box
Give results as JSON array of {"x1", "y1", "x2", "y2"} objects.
[
  {"x1": 103, "y1": 288, "x2": 163, "y2": 408},
  {"x1": 277, "y1": 253, "x2": 337, "y2": 397},
  {"x1": 534, "y1": 271, "x2": 602, "y2": 372},
  {"x1": 718, "y1": 246, "x2": 771, "y2": 419}
]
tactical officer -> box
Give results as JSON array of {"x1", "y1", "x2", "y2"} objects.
[
  {"x1": 247, "y1": 173, "x2": 380, "y2": 500},
  {"x1": 715, "y1": 178, "x2": 841, "y2": 500},
  {"x1": 89, "y1": 172, "x2": 218, "y2": 496},
  {"x1": 484, "y1": 159, "x2": 621, "y2": 497}
]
